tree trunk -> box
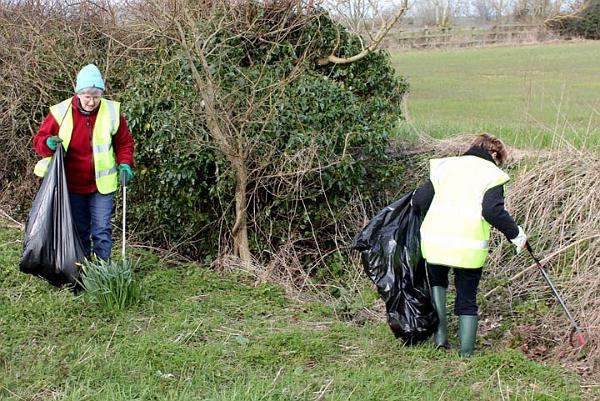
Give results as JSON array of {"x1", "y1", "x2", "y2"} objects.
[
  {"x1": 174, "y1": 20, "x2": 254, "y2": 262},
  {"x1": 232, "y1": 161, "x2": 251, "y2": 261}
]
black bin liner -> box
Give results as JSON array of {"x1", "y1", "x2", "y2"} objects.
[
  {"x1": 352, "y1": 192, "x2": 438, "y2": 344},
  {"x1": 19, "y1": 146, "x2": 85, "y2": 287}
]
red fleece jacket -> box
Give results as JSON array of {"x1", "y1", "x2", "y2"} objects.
[{"x1": 33, "y1": 96, "x2": 135, "y2": 194}]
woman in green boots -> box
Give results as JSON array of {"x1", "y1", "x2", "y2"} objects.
[{"x1": 412, "y1": 133, "x2": 527, "y2": 357}]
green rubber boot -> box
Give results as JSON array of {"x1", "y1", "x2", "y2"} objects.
[
  {"x1": 458, "y1": 315, "x2": 478, "y2": 357},
  {"x1": 431, "y1": 286, "x2": 449, "y2": 349}
]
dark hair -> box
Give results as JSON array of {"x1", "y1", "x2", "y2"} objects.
[{"x1": 471, "y1": 133, "x2": 508, "y2": 166}]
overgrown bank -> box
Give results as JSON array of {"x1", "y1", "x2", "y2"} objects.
[
  {"x1": 3, "y1": 134, "x2": 600, "y2": 386},
  {"x1": 1, "y1": 0, "x2": 599, "y2": 386},
  {"x1": 0, "y1": 225, "x2": 590, "y2": 401},
  {"x1": 395, "y1": 136, "x2": 600, "y2": 379}
]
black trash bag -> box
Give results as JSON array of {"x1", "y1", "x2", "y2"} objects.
[
  {"x1": 352, "y1": 192, "x2": 438, "y2": 344},
  {"x1": 19, "y1": 146, "x2": 85, "y2": 287}
]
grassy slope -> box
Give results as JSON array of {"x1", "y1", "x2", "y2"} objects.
[
  {"x1": 0, "y1": 226, "x2": 587, "y2": 400},
  {"x1": 391, "y1": 41, "x2": 600, "y2": 149}
]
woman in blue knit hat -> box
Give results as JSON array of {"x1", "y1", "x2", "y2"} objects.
[{"x1": 33, "y1": 63, "x2": 135, "y2": 261}]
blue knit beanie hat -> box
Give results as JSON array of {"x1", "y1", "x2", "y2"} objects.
[{"x1": 75, "y1": 64, "x2": 105, "y2": 93}]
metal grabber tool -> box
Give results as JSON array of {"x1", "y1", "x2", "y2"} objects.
[
  {"x1": 525, "y1": 242, "x2": 585, "y2": 348},
  {"x1": 121, "y1": 171, "x2": 128, "y2": 261}
]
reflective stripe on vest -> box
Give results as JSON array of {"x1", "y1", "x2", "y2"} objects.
[
  {"x1": 33, "y1": 98, "x2": 121, "y2": 194},
  {"x1": 420, "y1": 155, "x2": 510, "y2": 269}
]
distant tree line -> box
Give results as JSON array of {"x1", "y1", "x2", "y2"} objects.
[{"x1": 326, "y1": 0, "x2": 584, "y2": 29}]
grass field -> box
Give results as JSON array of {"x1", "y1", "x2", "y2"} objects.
[
  {"x1": 0, "y1": 226, "x2": 593, "y2": 400},
  {"x1": 390, "y1": 41, "x2": 600, "y2": 150}
]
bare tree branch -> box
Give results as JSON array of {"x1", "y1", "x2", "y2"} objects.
[{"x1": 318, "y1": 0, "x2": 407, "y2": 65}]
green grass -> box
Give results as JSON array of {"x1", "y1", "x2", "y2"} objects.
[
  {"x1": 0, "y1": 226, "x2": 592, "y2": 400},
  {"x1": 391, "y1": 41, "x2": 600, "y2": 149}
]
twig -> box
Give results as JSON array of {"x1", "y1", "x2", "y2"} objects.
[
  {"x1": 318, "y1": 0, "x2": 408, "y2": 65},
  {"x1": 484, "y1": 234, "x2": 600, "y2": 299},
  {"x1": 314, "y1": 379, "x2": 334, "y2": 400},
  {"x1": 258, "y1": 367, "x2": 284, "y2": 401},
  {"x1": 0, "y1": 209, "x2": 24, "y2": 230},
  {"x1": 497, "y1": 370, "x2": 506, "y2": 401},
  {"x1": 105, "y1": 323, "x2": 119, "y2": 357},
  {"x1": 0, "y1": 385, "x2": 24, "y2": 400}
]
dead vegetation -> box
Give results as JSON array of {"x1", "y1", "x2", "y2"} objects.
[
  {"x1": 497, "y1": 150, "x2": 600, "y2": 377},
  {"x1": 394, "y1": 134, "x2": 600, "y2": 377},
  {"x1": 213, "y1": 132, "x2": 600, "y2": 377}
]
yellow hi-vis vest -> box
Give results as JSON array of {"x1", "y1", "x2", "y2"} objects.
[
  {"x1": 34, "y1": 98, "x2": 121, "y2": 194},
  {"x1": 420, "y1": 155, "x2": 510, "y2": 269}
]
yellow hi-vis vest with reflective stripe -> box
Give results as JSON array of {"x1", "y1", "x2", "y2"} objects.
[
  {"x1": 34, "y1": 98, "x2": 121, "y2": 194},
  {"x1": 420, "y1": 155, "x2": 510, "y2": 269}
]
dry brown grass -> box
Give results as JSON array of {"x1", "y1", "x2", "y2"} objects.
[
  {"x1": 496, "y1": 150, "x2": 600, "y2": 377},
  {"x1": 404, "y1": 134, "x2": 600, "y2": 376},
  {"x1": 213, "y1": 243, "x2": 312, "y2": 300}
]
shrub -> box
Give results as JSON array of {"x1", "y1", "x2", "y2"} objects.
[
  {"x1": 546, "y1": 0, "x2": 600, "y2": 40},
  {"x1": 122, "y1": 3, "x2": 408, "y2": 263},
  {"x1": 81, "y1": 258, "x2": 141, "y2": 312}
]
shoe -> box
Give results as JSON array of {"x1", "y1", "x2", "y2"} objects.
[
  {"x1": 431, "y1": 286, "x2": 449, "y2": 348},
  {"x1": 458, "y1": 315, "x2": 478, "y2": 357}
]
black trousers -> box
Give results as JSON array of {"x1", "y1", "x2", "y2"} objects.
[{"x1": 427, "y1": 263, "x2": 482, "y2": 316}]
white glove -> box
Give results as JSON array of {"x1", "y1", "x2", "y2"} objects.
[{"x1": 510, "y1": 226, "x2": 527, "y2": 254}]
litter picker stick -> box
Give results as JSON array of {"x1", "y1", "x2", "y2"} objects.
[
  {"x1": 121, "y1": 175, "x2": 127, "y2": 261},
  {"x1": 525, "y1": 241, "x2": 585, "y2": 348}
]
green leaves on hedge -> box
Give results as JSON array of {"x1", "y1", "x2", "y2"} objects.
[{"x1": 121, "y1": 4, "x2": 409, "y2": 263}]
